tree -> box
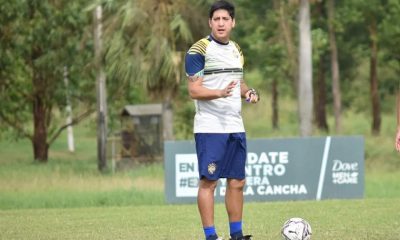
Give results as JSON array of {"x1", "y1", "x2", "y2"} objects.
[
  {"x1": 311, "y1": 1, "x2": 329, "y2": 132},
  {"x1": 368, "y1": 14, "x2": 380, "y2": 135},
  {"x1": 0, "y1": 1, "x2": 94, "y2": 162},
  {"x1": 102, "y1": 0, "x2": 207, "y2": 141},
  {"x1": 235, "y1": 0, "x2": 289, "y2": 130},
  {"x1": 339, "y1": 0, "x2": 393, "y2": 135},
  {"x1": 327, "y1": 0, "x2": 342, "y2": 133},
  {"x1": 359, "y1": 0, "x2": 389, "y2": 135},
  {"x1": 277, "y1": 0, "x2": 299, "y2": 94},
  {"x1": 298, "y1": 0, "x2": 314, "y2": 136},
  {"x1": 381, "y1": 0, "x2": 400, "y2": 97},
  {"x1": 274, "y1": 0, "x2": 297, "y2": 129},
  {"x1": 93, "y1": 5, "x2": 108, "y2": 171}
]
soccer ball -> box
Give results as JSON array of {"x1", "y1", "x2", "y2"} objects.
[{"x1": 281, "y1": 217, "x2": 312, "y2": 240}]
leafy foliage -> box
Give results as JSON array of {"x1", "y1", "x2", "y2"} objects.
[
  {"x1": 0, "y1": 0, "x2": 94, "y2": 158},
  {"x1": 1, "y1": 0, "x2": 399, "y2": 154},
  {"x1": 101, "y1": 0, "x2": 208, "y2": 99}
]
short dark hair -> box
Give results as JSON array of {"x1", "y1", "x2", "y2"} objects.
[{"x1": 209, "y1": 0, "x2": 235, "y2": 19}]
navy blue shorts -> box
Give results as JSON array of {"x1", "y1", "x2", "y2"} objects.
[{"x1": 195, "y1": 133, "x2": 247, "y2": 180}]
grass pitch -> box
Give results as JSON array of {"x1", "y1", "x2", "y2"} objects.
[
  {"x1": 1, "y1": 199, "x2": 399, "y2": 239},
  {"x1": 0, "y1": 110, "x2": 399, "y2": 239}
]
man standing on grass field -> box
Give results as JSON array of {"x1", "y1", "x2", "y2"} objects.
[{"x1": 185, "y1": 1, "x2": 259, "y2": 240}]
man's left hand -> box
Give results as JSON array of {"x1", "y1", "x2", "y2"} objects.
[{"x1": 245, "y1": 88, "x2": 260, "y2": 103}]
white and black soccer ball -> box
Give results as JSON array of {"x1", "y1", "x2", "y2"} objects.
[{"x1": 281, "y1": 217, "x2": 312, "y2": 240}]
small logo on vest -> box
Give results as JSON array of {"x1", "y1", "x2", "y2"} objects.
[{"x1": 208, "y1": 163, "x2": 217, "y2": 175}]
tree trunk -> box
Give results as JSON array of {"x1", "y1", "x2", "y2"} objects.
[
  {"x1": 96, "y1": 72, "x2": 107, "y2": 171},
  {"x1": 28, "y1": 1, "x2": 49, "y2": 162},
  {"x1": 298, "y1": 0, "x2": 314, "y2": 136},
  {"x1": 63, "y1": 66, "x2": 75, "y2": 152},
  {"x1": 369, "y1": 17, "x2": 381, "y2": 135},
  {"x1": 327, "y1": 0, "x2": 342, "y2": 133},
  {"x1": 32, "y1": 75, "x2": 49, "y2": 162},
  {"x1": 161, "y1": 51, "x2": 182, "y2": 141},
  {"x1": 32, "y1": 103, "x2": 49, "y2": 162},
  {"x1": 314, "y1": 54, "x2": 329, "y2": 132},
  {"x1": 94, "y1": 5, "x2": 108, "y2": 171},
  {"x1": 163, "y1": 95, "x2": 175, "y2": 141},
  {"x1": 272, "y1": 78, "x2": 279, "y2": 129}
]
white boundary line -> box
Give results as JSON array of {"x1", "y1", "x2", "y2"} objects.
[{"x1": 316, "y1": 136, "x2": 331, "y2": 200}]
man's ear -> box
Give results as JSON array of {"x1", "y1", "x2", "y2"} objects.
[
  {"x1": 209, "y1": 19, "x2": 212, "y2": 28},
  {"x1": 232, "y1": 18, "x2": 236, "y2": 28}
]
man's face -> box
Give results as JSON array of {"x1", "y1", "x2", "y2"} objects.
[{"x1": 209, "y1": 9, "x2": 235, "y2": 43}]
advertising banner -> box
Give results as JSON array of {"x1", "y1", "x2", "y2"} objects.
[{"x1": 164, "y1": 136, "x2": 364, "y2": 204}]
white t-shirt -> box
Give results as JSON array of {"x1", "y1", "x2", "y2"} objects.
[{"x1": 185, "y1": 35, "x2": 245, "y2": 133}]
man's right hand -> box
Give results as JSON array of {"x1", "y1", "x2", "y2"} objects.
[{"x1": 220, "y1": 80, "x2": 238, "y2": 98}]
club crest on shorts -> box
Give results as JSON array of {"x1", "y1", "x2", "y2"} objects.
[{"x1": 208, "y1": 163, "x2": 217, "y2": 175}]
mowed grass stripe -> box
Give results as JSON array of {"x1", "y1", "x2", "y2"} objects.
[{"x1": 1, "y1": 198, "x2": 399, "y2": 240}]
